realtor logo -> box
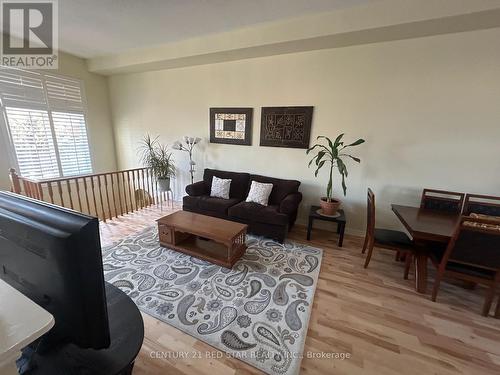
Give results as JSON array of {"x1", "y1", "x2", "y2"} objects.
[{"x1": 1, "y1": 0, "x2": 58, "y2": 68}]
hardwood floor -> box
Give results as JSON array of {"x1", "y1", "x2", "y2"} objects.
[{"x1": 99, "y1": 205, "x2": 500, "y2": 375}]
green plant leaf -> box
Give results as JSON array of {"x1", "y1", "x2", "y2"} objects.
[
  {"x1": 308, "y1": 154, "x2": 319, "y2": 168},
  {"x1": 306, "y1": 144, "x2": 323, "y2": 154},
  {"x1": 333, "y1": 133, "x2": 344, "y2": 148},
  {"x1": 317, "y1": 135, "x2": 334, "y2": 150},
  {"x1": 341, "y1": 173, "x2": 347, "y2": 196},
  {"x1": 314, "y1": 160, "x2": 325, "y2": 177},
  {"x1": 346, "y1": 138, "x2": 365, "y2": 147},
  {"x1": 337, "y1": 158, "x2": 348, "y2": 177},
  {"x1": 316, "y1": 151, "x2": 325, "y2": 165},
  {"x1": 344, "y1": 154, "x2": 361, "y2": 163}
]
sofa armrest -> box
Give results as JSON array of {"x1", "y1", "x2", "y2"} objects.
[
  {"x1": 185, "y1": 181, "x2": 207, "y2": 196},
  {"x1": 279, "y1": 192, "x2": 303, "y2": 215}
]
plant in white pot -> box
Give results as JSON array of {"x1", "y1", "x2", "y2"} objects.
[
  {"x1": 139, "y1": 135, "x2": 176, "y2": 192},
  {"x1": 306, "y1": 134, "x2": 365, "y2": 216}
]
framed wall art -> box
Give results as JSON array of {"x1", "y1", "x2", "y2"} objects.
[
  {"x1": 209, "y1": 107, "x2": 253, "y2": 145},
  {"x1": 260, "y1": 106, "x2": 313, "y2": 149}
]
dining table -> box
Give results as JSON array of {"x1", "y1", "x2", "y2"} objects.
[{"x1": 391, "y1": 204, "x2": 461, "y2": 294}]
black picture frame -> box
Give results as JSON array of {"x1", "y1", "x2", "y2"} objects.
[
  {"x1": 209, "y1": 108, "x2": 253, "y2": 145},
  {"x1": 260, "y1": 106, "x2": 313, "y2": 149}
]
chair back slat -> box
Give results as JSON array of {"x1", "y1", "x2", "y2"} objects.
[
  {"x1": 462, "y1": 194, "x2": 500, "y2": 216},
  {"x1": 420, "y1": 189, "x2": 465, "y2": 214},
  {"x1": 366, "y1": 188, "x2": 376, "y2": 237}
]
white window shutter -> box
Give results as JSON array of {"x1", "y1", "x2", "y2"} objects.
[
  {"x1": 5, "y1": 107, "x2": 60, "y2": 179},
  {"x1": 0, "y1": 68, "x2": 47, "y2": 109},
  {"x1": 52, "y1": 111, "x2": 92, "y2": 176},
  {"x1": 44, "y1": 73, "x2": 85, "y2": 112},
  {"x1": 0, "y1": 67, "x2": 93, "y2": 179}
]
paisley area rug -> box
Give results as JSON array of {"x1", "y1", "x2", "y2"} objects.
[{"x1": 102, "y1": 226, "x2": 323, "y2": 375}]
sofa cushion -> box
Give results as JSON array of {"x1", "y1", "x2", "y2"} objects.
[
  {"x1": 246, "y1": 181, "x2": 273, "y2": 206},
  {"x1": 229, "y1": 202, "x2": 289, "y2": 226},
  {"x1": 210, "y1": 176, "x2": 231, "y2": 199},
  {"x1": 198, "y1": 196, "x2": 240, "y2": 214},
  {"x1": 249, "y1": 174, "x2": 300, "y2": 206},
  {"x1": 204, "y1": 169, "x2": 250, "y2": 200}
]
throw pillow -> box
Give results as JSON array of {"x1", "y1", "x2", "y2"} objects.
[
  {"x1": 210, "y1": 176, "x2": 231, "y2": 199},
  {"x1": 246, "y1": 181, "x2": 273, "y2": 206}
]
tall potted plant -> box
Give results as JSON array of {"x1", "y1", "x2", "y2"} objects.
[
  {"x1": 139, "y1": 135, "x2": 176, "y2": 191},
  {"x1": 306, "y1": 134, "x2": 365, "y2": 215}
]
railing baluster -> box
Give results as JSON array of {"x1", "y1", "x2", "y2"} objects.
[
  {"x1": 67, "y1": 180, "x2": 74, "y2": 210},
  {"x1": 75, "y1": 178, "x2": 82, "y2": 212},
  {"x1": 149, "y1": 168, "x2": 155, "y2": 206},
  {"x1": 22, "y1": 180, "x2": 30, "y2": 198},
  {"x1": 122, "y1": 172, "x2": 129, "y2": 214},
  {"x1": 9, "y1": 168, "x2": 21, "y2": 194},
  {"x1": 97, "y1": 175, "x2": 106, "y2": 222},
  {"x1": 127, "y1": 170, "x2": 134, "y2": 213},
  {"x1": 28, "y1": 182, "x2": 35, "y2": 199},
  {"x1": 140, "y1": 169, "x2": 146, "y2": 208},
  {"x1": 47, "y1": 182, "x2": 54, "y2": 204},
  {"x1": 37, "y1": 182, "x2": 44, "y2": 201},
  {"x1": 155, "y1": 179, "x2": 160, "y2": 206},
  {"x1": 131, "y1": 170, "x2": 137, "y2": 211},
  {"x1": 104, "y1": 174, "x2": 112, "y2": 220},
  {"x1": 83, "y1": 177, "x2": 91, "y2": 215},
  {"x1": 144, "y1": 169, "x2": 150, "y2": 207},
  {"x1": 90, "y1": 176, "x2": 98, "y2": 217},
  {"x1": 110, "y1": 173, "x2": 118, "y2": 219},
  {"x1": 115, "y1": 173, "x2": 124, "y2": 216},
  {"x1": 57, "y1": 181, "x2": 65, "y2": 207},
  {"x1": 35, "y1": 182, "x2": 41, "y2": 200}
]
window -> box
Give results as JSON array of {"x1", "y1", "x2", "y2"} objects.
[{"x1": 0, "y1": 68, "x2": 92, "y2": 179}]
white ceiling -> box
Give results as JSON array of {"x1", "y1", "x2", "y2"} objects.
[{"x1": 55, "y1": 0, "x2": 374, "y2": 58}]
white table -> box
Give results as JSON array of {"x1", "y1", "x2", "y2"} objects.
[{"x1": 0, "y1": 280, "x2": 54, "y2": 375}]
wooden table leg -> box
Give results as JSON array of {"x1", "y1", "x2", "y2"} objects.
[
  {"x1": 307, "y1": 217, "x2": 313, "y2": 241},
  {"x1": 338, "y1": 223, "x2": 345, "y2": 247},
  {"x1": 414, "y1": 251, "x2": 428, "y2": 294}
]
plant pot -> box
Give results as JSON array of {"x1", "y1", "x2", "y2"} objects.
[
  {"x1": 320, "y1": 197, "x2": 341, "y2": 216},
  {"x1": 157, "y1": 177, "x2": 171, "y2": 192}
]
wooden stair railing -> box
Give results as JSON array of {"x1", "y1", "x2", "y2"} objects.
[{"x1": 8, "y1": 167, "x2": 173, "y2": 222}]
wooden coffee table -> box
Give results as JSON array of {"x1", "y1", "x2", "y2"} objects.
[{"x1": 156, "y1": 211, "x2": 248, "y2": 268}]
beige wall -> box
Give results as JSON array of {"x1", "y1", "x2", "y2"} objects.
[
  {"x1": 0, "y1": 51, "x2": 117, "y2": 190},
  {"x1": 108, "y1": 28, "x2": 500, "y2": 234}
]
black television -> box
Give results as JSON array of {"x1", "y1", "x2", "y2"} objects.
[{"x1": 0, "y1": 191, "x2": 110, "y2": 350}]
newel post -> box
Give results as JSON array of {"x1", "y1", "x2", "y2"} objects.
[{"x1": 9, "y1": 168, "x2": 21, "y2": 194}]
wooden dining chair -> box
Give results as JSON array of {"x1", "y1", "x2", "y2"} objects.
[
  {"x1": 420, "y1": 189, "x2": 465, "y2": 214},
  {"x1": 462, "y1": 193, "x2": 500, "y2": 216},
  {"x1": 431, "y1": 216, "x2": 500, "y2": 316},
  {"x1": 362, "y1": 188, "x2": 414, "y2": 276}
]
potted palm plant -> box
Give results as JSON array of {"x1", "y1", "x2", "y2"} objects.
[
  {"x1": 306, "y1": 134, "x2": 365, "y2": 215},
  {"x1": 139, "y1": 135, "x2": 176, "y2": 191}
]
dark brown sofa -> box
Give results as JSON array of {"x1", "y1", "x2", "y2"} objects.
[{"x1": 183, "y1": 168, "x2": 302, "y2": 242}]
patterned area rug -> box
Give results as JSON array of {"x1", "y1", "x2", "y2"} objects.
[{"x1": 102, "y1": 226, "x2": 323, "y2": 375}]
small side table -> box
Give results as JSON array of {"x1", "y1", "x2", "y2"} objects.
[{"x1": 307, "y1": 205, "x2": 346, "y2": 247}]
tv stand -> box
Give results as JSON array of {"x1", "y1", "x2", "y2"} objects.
[{"x1": 27, "y1": 283, "x2": 144, "y2": 375}]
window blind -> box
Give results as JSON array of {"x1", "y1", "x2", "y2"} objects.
[
  {"x1": 52, "y1": 111, "x2": 92, "y2": 176},
  {"x1": 5, "y1": 107, "x2": 59, "y2": 179},
  {"x1": 0, "y1": 68, "x2": 92, "y2": 179}
]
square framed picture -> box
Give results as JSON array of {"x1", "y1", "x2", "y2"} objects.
[
  {"x1": 209, "y1": 108, "x2": 253, "y2": 145},
  {"x1": 260, "y1": 106, "x2": 313, "y2": 149}
]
